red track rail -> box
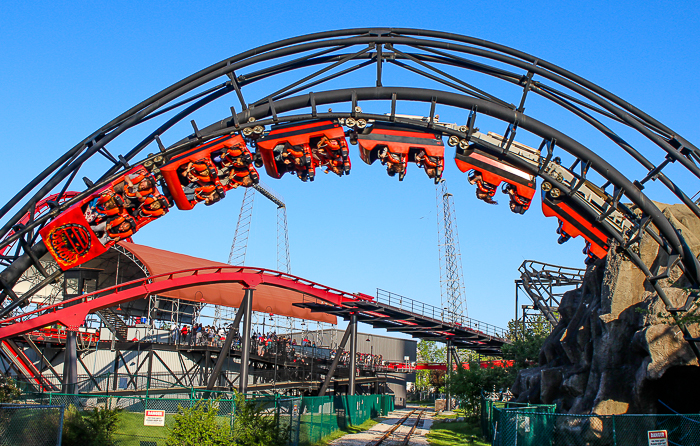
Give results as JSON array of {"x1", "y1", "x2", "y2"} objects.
[{"x1": 0, "y1": 266, "x2": 371, "y2": 339}]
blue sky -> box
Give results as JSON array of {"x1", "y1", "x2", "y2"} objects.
[{"x1": 1, "y1": 1, "x2": 699, "y2": 340}]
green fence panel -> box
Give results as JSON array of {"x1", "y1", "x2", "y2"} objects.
[{"x1": 0, "y1": 404, "x2": 64, "y2": 446}]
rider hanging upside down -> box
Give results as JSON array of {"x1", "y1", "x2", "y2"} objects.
[
  {"x1": 274, "y1": 142, "x2": 313, "y2": 182},
  {"x1": 502, "y1": 184, "x2": 531, "y2": 214},
  {"x1": 414, "y1": 150, "x2": 440, "y2": 181},
  {"x1": 556, "y1": 219, "x2": 571, "y2": 244},
  {"x1": 468, "y1": 171, "x2": 498, "y2": 205},
  {"x1": 378, "y1": 147, "x2": 407, "y2": 180},
  {"x1": 313, "y1": 136, "x2": 348, "y2": 176}
]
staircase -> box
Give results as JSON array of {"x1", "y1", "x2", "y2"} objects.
[{"x1": 96, "y1": 308, "x2": 128, "y2": 341}]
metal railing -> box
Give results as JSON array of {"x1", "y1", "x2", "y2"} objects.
[{"x1": 375, "y1": 289, "x2": 508, "y2": 339}]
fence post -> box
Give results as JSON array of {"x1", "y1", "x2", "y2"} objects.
[
  {"x1": 612, "y1": 414, "x2": 617, "y2": 446},
  {"x1": 57, "y1": 405, "x2": 65, "y2": 446}
]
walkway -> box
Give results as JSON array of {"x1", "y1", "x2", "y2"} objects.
[{"x1": 330, "y1": 406, "x2": 434, "y2": 446}]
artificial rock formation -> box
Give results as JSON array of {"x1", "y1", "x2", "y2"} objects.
[{"x1": 512, "y1": 203, "x2": 700, "y2": 414}]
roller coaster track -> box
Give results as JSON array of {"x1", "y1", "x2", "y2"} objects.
[
  {"x1": 517, "y1": 260, "x2": 586, "y2": 326},
  {"x1": 369, "y1": 409, "x2": 426, "y2": 446},
  {"x1": 0, "y1": 29, "x2": 698, "y2": 356}
]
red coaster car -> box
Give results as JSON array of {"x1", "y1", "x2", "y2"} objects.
[
  {"x1": 160, "y1": 134, "x2": 259, "y2": 210},
  {"x1": 256, "y1": 121, "x2": 350, "y2": 182},
  {"x1": 355, "y1": 123, "x2": 444, "y2": 183},
  {"x1": 40, "y1": 166, "x2": 169, "y2": 270},
  {"x1": 454, "y1": 132, "x2": 537, "y2": 214},
  {"x1": 541, "y1": 189, "x2": 609, "y2": 262}
]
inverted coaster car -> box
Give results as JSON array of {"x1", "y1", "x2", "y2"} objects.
[
  {"x1": 40, "y1": 166, "x2": 169, "y2": 270},
  {"x1": 160, "y1": 134, "x2": 258, "y2": 210},
  {"x1": 256, "y1": 121, "x2": 350, "y2": 182},
  {"x1": 453, "y1": 132, "x2": 538, "y2": 214},
  {"x1": 353, "y1": 122, "x2": 444, "y2": 183}
]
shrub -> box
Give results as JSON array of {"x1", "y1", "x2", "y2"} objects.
[
  {"x1": 62, "y1": 405, "x2": 123, "y2": 446},
  {"x1": 232, "y1": 392, "x2": 290, "y2": 446},
  {"x1": 166, "y1": 399, "x2": 231, "y2": 446}
]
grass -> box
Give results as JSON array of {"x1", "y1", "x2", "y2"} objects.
[
  {"x1": 308, "y1": 417, "x2": 380, "y2": 446},
  {"x1": 427, "y1": 417, "x2": 489, "y2": 446}
]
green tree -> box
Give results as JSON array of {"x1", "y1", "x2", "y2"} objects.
[
  {"x1": 415, "y1": 340, "x2": 446, "y2": 395},
  {"x1": 0, "y1": 375, "x2": 20, "y2": 403},
  {"x1": 449, "y1": 317, "x2": 552, "y2": 417},
  {"x1": 501, "y1": 316, "x2": 550, "y2": 368},
  {"x1": 62, "y1": 405, "x2": 123, "y2": 446},
  {"x1": 232, "y1": 392, "x2": 290, "y2": 446},
  {"x1": 166, "y1": 399, "x2": 231, "y2": 446}
]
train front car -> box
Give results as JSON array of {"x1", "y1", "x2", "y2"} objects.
[
  {"x1": 453, "y1": 131, "x2": 538, "y2": 214},
  {"x1": 39, "y1": 166, "x2": 169, "y2": 270},
  {"x1": 255, "y1": 120, "x2": 350, "y2": 182},
  {"x1": 353, "y1": 122, "x2": 445, "y2": 182},
  {"x1": 160, "y1": 134, "x2": 259, "y2": 210},
  {"x1": 540, "y1": 163, "x2": 636, "y2": 264}
]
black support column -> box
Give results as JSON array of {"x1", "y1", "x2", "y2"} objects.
[
  {"x1": 62, "y1": 332, "x2": 78, "y2": 394},
  {"x1": 317, "y1": 321, "x2": 354, "y2": 396},
  {"x1": 238, "y1": 289, "x2": 253, "y2": 394},
  {"x1": 348, "y1": 312, "x2": 357, "y2": 396},
  {"x1": 207, "y1": 301, "x2": 246, "y2": 391},
  {"x1": 446, "y1": 339, "x2": 452, "y2": 411}
]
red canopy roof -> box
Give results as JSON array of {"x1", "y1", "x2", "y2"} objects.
[{"x1": 119, "y1": 242, "x2": 336, "y2": 324}]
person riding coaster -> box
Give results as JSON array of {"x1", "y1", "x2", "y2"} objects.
[
  {"x1": 414, "y1": 149, "x2": 442, "y2": 182},
  {"x1": 583, "y1": 242, "x2": 598, "y2": 265},
  {"x1": 90, "y1": 212, "x2": 136, "y2": 245},
  {"x1": 378, "y1": 147, "x2": 407, "y2": 180},
  {"x1": 312, "y1": 135, "x2": 349, "y2": 176},
  {"x1": 556, "y1": 219, "x2": 571, "y2": 244},
  {"x1": 274, "y1": 142, "x2": 313, "y2": 182},
  {"x1": 136, "y1": 194, "x2": 169, "y2": 219},
  {"x1": 218, "y1": 146, "x2": 253, "y2": 169},
  {"x1": 468, "y1": 170, "x2": 498, "y2": 204},
  {"x1": 502, "y1": 183, "x2": 532, "y2": 214},
  {"x1": 85, "y1": 193, "x2": 124, "y2": 223}
]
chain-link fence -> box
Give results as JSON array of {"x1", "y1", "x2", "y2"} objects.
[
  {"x1": 298, "y1": 394, "x2": 394, "y2": 445},
  {"x1": 0, "y1": 404, "x2": 64, "y2": 446},
  {"x1": 481, "y1": 394, "x2": 700, "y2": 446},
  {"x1": 14, "y1": 391, "x2": 394, "y2": 446}
]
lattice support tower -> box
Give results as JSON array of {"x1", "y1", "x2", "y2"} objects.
[{"x1": 436, "y1": 179, "x2": 468, "y2": 323}]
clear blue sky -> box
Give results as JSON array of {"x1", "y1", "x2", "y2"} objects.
[{"x1": 1, "y1": 1, "x2": 699, "y2": 339}]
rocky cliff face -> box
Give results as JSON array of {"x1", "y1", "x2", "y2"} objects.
[{"x1": 512, "y1": 203, "x2": 700, "y2": 414}]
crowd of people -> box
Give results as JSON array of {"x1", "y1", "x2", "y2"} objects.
[{"x1": 162, "y1": 324, "x2": 386, "y2": 369}]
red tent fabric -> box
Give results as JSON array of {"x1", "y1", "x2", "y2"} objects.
[{"x1": 119, "y1": 242, "x2": 336, "y2": 324}]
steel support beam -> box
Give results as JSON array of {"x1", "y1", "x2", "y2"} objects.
[
  {"x1": 62, "y1": 332, "x2": 78, "y2": 394},
  {"x1": 446, "y1": 339, "x2": 452, "y2": 411},
  {"x1": 207, "y1": 300, "x2": 246, "y2": 390},
  {"x1": 317, "y1": 320, "x2": 354, "y2": 396},
  {"x1": 348, "y1": 312, "x2": 358, "y2": 396},
  {"x1": 239, "y1": 288, "x2": 253, "y2": 394}
]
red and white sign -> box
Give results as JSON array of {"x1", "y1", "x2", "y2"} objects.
[
  {"x1": 648, "y1": 430, "x2": 668, "y2": 446},
  {"x1": 144, "y1": 410, "x2": 166, "y2": 426}
]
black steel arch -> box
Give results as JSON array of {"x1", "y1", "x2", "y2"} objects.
[{"x1": 0, "y1": 28, "x2": 698, "y2": 353}]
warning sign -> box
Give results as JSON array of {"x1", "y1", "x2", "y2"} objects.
[
  {"x1": 648, "y1": 430, "x2": 668, "y2": 446},
  {"x1": 144, "y1": 410, "x2": 165, "y2": 426}
]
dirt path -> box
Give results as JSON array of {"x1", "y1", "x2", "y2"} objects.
[{"x1": 329, "y1": 406, "x2": 434, "y2": 446}]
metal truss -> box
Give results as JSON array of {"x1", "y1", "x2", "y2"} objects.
[
  {"x1": 436, "y1": 180, "x2": 468, "y2": 320},
  {"x1": 0, "y1": 28, "x2": 698, "y2": 355},
  {"x1": 515, "y1": 260, "x2": 585, "y2": 328}
]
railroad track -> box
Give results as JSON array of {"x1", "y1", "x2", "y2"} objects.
[{"x1": 370, "y1": 408, "x2": 426, "y2": 446}]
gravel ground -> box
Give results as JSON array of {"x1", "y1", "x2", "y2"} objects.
[{"x1": 329, "y1": 407, "x2": 434, "y2": 446}]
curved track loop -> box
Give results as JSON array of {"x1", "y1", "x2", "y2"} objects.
[{"x1": 0, "y1": 29, "x2": 698, "y2": 352}]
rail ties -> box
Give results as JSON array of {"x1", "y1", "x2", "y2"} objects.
[{"x1": 370, "y1": 408, "x2": 426, "y2": 446}]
